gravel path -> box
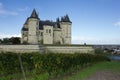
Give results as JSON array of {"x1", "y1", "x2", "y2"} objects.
[{"x1": 85, "y1": 70, "x2": 120, "y2": 80}]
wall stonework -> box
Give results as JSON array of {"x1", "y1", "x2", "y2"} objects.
[
  {"x1": 0, "y1": 45, "x2": 40, "y2": 53},
  {"x1": 60, "y1": 22, "x2": 71, "y2": 44},
  {"x1": 43, "y1": 25, "x2": 53, "y2": 44},
  {"x1": 0, "y1": 45, "x2": 94, "y2": 54},
  {"x1": 28, "y1": 18, "x2": 39, "y2": 44},
  {"x1": 53, "y1": 28, "x2": 62, "y2": 44},
  {"x1": 46, "y1": 46, "x2": 94, "y2": 53}
]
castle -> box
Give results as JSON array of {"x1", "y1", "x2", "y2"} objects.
[
  {"x1": 0, "y1": 9, "x2": 94, "y2": 54},
  {"x1": 21, "y1": 9, "x2": 72, "y2": 44}
]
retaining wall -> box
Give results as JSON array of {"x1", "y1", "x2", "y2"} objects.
[
  {"x1": 0, "y1": 45, "x2": 94, "y2": 53},
  {"x1": 45, "y1": 46, "x2": 94, "y2": 53}
]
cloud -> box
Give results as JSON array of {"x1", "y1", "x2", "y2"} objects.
[
  {"x1": 5, "y1": 11, "x2": 18, "y2": 15},
  {"x1": 0, "y1": 2, "x2": 18, "y2": 16},
  {"x1": 114, "y1": 21, "x2": 120, "y2": 27},
  {"x1": 0, "y1": 33, "x2": 21, "y2": 39},
  {"x1": 18, "y1": 6, "x2": 29, "y2": 11},
  {"x1": 0, "y1": 10, "x2": 18, "y2": 16}
]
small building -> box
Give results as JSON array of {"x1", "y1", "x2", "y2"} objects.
[{"x1": 21, "y1": 9, "x2": 72, "y2": 44}]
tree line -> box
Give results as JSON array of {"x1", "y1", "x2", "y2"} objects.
[{"x1": 0, "y1": 37, "x2": 21, "y2": 44}]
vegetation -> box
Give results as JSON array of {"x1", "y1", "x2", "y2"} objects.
[
  {"x1": 95, "y1": 48, "x2": 104, "y2": 54},
  {"x1": 63, "y1": 61, "x2": 120, "y2": 80},
  {"x1": 0, "y1": 37, "x2": 20, "y2": 44},
  {"x1": 0, "y1": 52, "x2": 110, "y2": 80}
]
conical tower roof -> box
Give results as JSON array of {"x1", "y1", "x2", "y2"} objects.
[{"x1": 30, "y1": 9, "x2": 39, "y2": 19}]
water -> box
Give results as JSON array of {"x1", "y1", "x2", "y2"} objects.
[{"x1": 109, "y1": 55, "x2": 120, "y2": 61}]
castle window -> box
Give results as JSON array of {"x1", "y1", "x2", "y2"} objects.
[
  {"x1": 41, "y1": 32, "x2": 43, "y2": 36},
  {"x1": 49, "y1": 29, "x2": 51, "y2": 33},
  {"x1": 36, "y1": 21, "x2": 39, "y2": 25},
  {"x1": 46, "y1": 29, "x2": 48, "y2": 33}
]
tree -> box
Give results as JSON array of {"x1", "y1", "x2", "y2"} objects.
[
  {"x1": 2, "y1": 38, "x2": 10, "y2": 44},
  {"x1": 10, "y1": 37, "x2": 21, "y2": 44},
  {"x1": 0, "y1": 39, "x2": 2, "y2": 43},
  {"x1": 0, "y1": 37, "x2": 21, "y2": 44}
]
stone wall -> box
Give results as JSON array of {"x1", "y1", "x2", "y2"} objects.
[
  {"x1": 0, "y1": 45, "x2": 39, "y2": 53},
  {"x1": 45, "y1": 46, "x2": 94, "y2": 53},
  {"x1": 0, "y1": 45, "x2": 94, "y2": 53}
]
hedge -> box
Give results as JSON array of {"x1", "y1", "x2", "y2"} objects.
[{"x1": 0, "y1": 52, "x2": 110, "y2": 76}]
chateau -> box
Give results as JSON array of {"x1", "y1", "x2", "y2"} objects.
[
  {"x1": 21, "y1": 9, "x2": 72, "y2": 44},
  {"x1": 0, "y1": 9, "x2": 94, "y2": 54}
]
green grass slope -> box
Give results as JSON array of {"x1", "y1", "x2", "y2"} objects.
[{"x1": 63, "y1": 61, "x2": 120, "y2": 80}]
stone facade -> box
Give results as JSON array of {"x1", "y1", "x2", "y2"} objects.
[{"x1": 21, "y1": 9, "x2": 72, "y2": 44}]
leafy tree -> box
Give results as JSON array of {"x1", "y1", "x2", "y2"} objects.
[
  {"x1": 9, "y1": 37, "x2": 21, "y2": 44},
  {"x1": 2, "y1": 38, "x2": 10, "y2": 44},
  {"x1": 0, "y1": 39, "x2": 2, "y2": 43},
  {"x1": 0, "y1": 37, "x2": 20, "y2": 44}
]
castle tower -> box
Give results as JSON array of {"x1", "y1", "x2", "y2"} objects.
[
  {"x1": 28, "y1": 9, "x2": 39, "y2": 44},
  {"x1": 60, "y1": 15, "x2": 72, "y2": 44}
]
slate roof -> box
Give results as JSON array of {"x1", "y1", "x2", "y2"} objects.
[
  {"x1": 30, "y1": 9, "x2": 39, "y2": 19},
  {"x1": 39, "y1": 20, "x2": 56, "y2": 30},
  {"x1": 22, "y1": 27, "x2": 28, "y2": 31},
  {"x1": 22, "y1": 9, "x2": 71, "y2": 31}
]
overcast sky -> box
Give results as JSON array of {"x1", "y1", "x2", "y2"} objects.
[{"x1": 0, "y1": 0, "x2": 120, "y2": 44}]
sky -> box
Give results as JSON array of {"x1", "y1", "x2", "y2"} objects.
[{"x1": 0, "y1": 0, "x2": 120, "y2": 44}]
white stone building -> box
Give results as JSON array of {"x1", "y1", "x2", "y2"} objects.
[{"x1": 21, "y1": 9, "x2": 72, "y2": 44}]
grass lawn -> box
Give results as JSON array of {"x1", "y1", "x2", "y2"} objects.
[{"x1": 63, "y1": 61, "x2": 120, "y2": 80}]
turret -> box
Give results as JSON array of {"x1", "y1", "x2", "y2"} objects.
[
  {"x1": 60, "y1": 15, "x2": 72, "y2": 44},
  {"x1": 61, "y1": 14, "x2": 71, "y2": 23},
  {"x1": 30, "y1": 9, "x2": 39, "y2": 19},
  {"x1": 27, "y1": 9, "x2": 39, "y2": 44}
]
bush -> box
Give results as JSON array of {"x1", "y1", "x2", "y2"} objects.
[{"x1": 0, "y1": 52, "x2": 110, "y2": 77}]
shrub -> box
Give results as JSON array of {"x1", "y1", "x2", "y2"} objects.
[{"x1": 0, "y1": 52, "x2": 110, "y2": 77}]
